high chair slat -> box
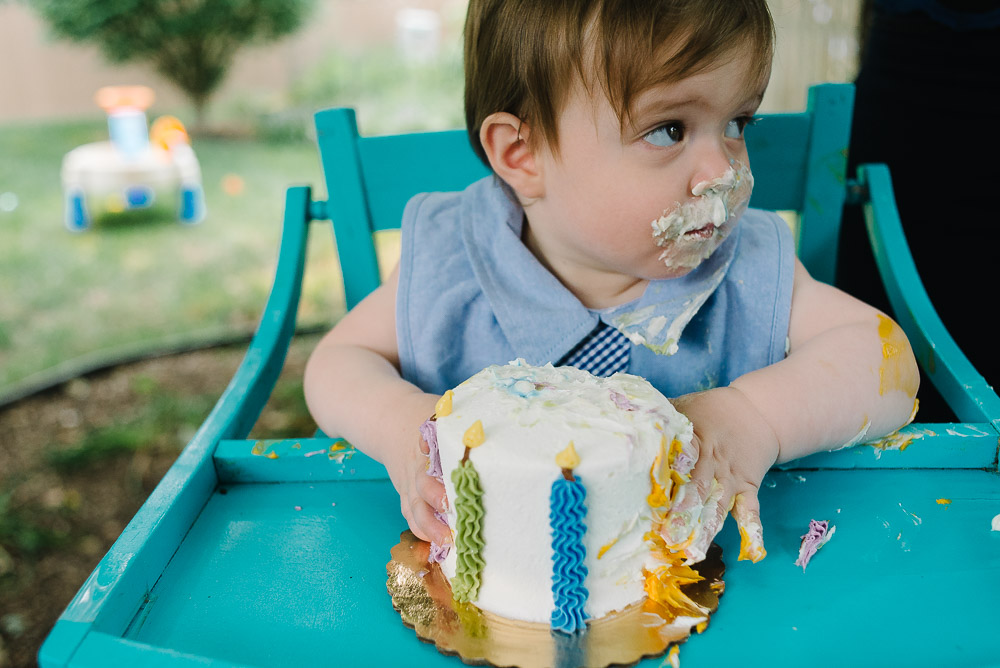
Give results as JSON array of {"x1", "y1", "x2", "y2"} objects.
[{"x1": 859, "y1": 163, "x2": 1000, "y2": 424}]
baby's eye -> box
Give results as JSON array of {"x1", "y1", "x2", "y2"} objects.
[
  {"x1": 724, "y1": 116, "x2": 758, "y2": 139},
  {"x1": 643, "y1": 122, "x2": 684, "y2": 147}
]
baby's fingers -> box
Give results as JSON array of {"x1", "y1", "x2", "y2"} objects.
[
  {"x1": 661, "y1": 478, "x2": 703, "y2": 549},
  {"x1": 406, "y1": 495, "x2": 452, "y2": 546},
  {"x1": 732, "y1": 492, "x2": 766, "y2": 563},
  {"x1": 417, "y1": 469, "x2": 447, "y2": 513},
  {"x1": 685, "y1": 479, "x2": 727, "y2": 563}
]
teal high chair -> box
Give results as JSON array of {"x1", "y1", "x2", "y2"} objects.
[{"x1": 40, "y1": 84, "x2": 1000, "y2": 667}]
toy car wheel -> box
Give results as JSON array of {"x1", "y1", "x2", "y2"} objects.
[
  {"x1": 65, "y1": 190, "x2": 90, "y2": 232},
  {"x1": 179, "y1": 185, "x2": 206, "y2": 224}
]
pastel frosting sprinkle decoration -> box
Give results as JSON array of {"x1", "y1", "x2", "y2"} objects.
[
  {"x1": 451, "y1": 459, "x2": 486, "y2": 602},
  {"x1": 549, "y1": 443, "x2": 589, "y2": 634}
]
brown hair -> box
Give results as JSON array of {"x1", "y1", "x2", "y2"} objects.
[{"x1": 464, "y1": 0, "x2": 774, "y2": 165}]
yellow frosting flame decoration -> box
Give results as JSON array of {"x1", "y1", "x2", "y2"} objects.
[
  {"x1": 555, "y1": 441, "x2": 581, "y2": 470},
  {"x1": 462, "y1": 420, "x2": 485, "y2": 449},
  {"x1": 435, "y1": 390, "x2": 454, "y2": 418}
]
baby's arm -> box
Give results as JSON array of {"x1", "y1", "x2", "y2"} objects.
[
  {"x1": 668, "y1": 258, "x2": 919, "y2": 562},
  {"x1": 303, "y1": 265, "x2": 448, "y2": 545}
]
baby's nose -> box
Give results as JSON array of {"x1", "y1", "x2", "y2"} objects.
[
  {"x1": 689, "y1": 143, "x2": 736, "y2": 196},
  {"x1": 692, "y1": 162, "x2": 737, "y2": 197}
]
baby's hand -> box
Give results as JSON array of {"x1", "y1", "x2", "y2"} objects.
[
  {"x1": 665, "y1": 387, "x2": 780, "y2": 564},
  {"x1": 382, "y1": 400, "x2": 451, "y2": 548}
]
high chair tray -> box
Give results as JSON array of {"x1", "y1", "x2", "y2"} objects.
[{"x1": 43, "y1": 433, "x2": 1000, "y2": 667}]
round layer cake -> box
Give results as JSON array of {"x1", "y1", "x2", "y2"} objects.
[{"x1": 430, "y1": 360, "x2": 695, "y2": 628}]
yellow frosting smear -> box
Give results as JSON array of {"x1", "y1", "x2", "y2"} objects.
[
  {"x1": 936, "y1": 498, "x2": 952, "y2": 505},
  {"x1": 646, "y1": 439, "x2": 669, "y2": 508},
  {"x1": 667, "y1": 438, "x2": 683, "y2": 466},
  {"x1": 555, "y1": 441, "x2": 581, "y2": 469},
  {"x1": 462, "y1": 420, "x2": 485, "y2": 448},
  {"x1": 737, "y1": 526, "x2": 767, "y2": 563},
  {"x1": 597, "y1": 537, "x2": 618, "y2": 559},
  {"x1": 435, "y1": 390, "x2": 454, "y2": 418},
  {"x1": 877, "y1": 314, "x2": 919, "y2": 397},
  {"x1": 658, "y1": 530, "x2": 696, "y2": 555},
  {"x1": 643, "y1": 533, "x2": 706, "y2": 620},
  {"x1": 668, "y1": 470, "x2": 686, "y2": 505}
]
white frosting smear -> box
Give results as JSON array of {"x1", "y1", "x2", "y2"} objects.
[
  {"x1": 650, "y1": 161, "x2": 754, "y2": 271},
  {"x1": 610, "y1": 259, "x2": 730, "y2": 356}
]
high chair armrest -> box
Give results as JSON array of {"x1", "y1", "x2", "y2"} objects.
[
  {"x1": 39, "y1": 186, "x2": 315, "y2": 667},
  {"x1": 858, "y1": 163, "x2": 1000, "y2": 425},
  {"x1": 189, "y1": 184, "x2": 315, "y2": 444}
]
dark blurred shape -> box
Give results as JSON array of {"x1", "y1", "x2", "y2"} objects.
[{"x1": 838, "y1": 0, "x2": 1000, "y2": 421}]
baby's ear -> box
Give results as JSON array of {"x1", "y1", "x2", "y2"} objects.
[{"x1": 479, "y1": 112, "x2": 544, "y2": 200}]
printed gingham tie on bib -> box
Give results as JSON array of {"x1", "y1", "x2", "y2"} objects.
[{"x1": 558, "y1": 320, "x2": 631, "y2": 377}]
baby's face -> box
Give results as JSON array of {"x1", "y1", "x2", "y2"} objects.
[{"x1": 522, "y1": 50, "x2": 768, "y2": 296}]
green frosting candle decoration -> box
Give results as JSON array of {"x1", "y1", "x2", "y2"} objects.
[{"x1": 451, "y1": 420, "x2": 487, "y2": 602}]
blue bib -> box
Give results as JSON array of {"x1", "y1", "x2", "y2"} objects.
[{"x1": 396, "y1": 176, "x2": 795, "y2": 398}]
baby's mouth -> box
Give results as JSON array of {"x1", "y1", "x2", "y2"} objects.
[
  {"x1": 650, "y1": 161, "x2": 755, "y2": 269},
  {"x1": 683, "y1": 223, "x2": 716, "y2": 240}
]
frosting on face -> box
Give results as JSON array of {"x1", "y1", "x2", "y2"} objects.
[{"x1": 650, "y1": 161, "x2": 754, "y2": 271}]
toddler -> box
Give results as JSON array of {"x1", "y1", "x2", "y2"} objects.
[{"x1": 304, "y1": 0, "x2": 919, "y2": 563}]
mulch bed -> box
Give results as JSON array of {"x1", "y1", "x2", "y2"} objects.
[{"x1": 0, "y1": 335, "x2": 320, "y2": 668}]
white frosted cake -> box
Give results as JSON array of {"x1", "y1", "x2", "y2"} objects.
[{"x1": 420, "y1": 360, "x2": 703, "y2": 633}]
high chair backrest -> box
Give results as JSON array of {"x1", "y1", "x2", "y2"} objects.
[{"x1": 315, "y1": 83, "x2": 854, "y2": 310}]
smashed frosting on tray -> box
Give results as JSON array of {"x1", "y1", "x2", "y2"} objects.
[{"x1": 794, "y1": 519, "x2": 836, "y2": 571}]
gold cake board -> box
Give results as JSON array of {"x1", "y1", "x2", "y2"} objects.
[{"x1": 387, "y1": 531, "x2": 725, "y2": 668}]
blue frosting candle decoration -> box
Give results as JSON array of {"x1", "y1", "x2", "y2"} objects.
[{"x1": 550, "y1": 442, "x2": 589, "y2": 634}]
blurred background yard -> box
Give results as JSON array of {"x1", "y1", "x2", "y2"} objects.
[{"x1": 0, "y1": 0, "x2": 862, "y2": 665}]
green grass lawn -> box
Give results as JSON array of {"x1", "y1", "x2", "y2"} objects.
[
  {"x1": 0, "y1": 41, "x2": 463, "y2": 399},
  {"x1": 0, "y1": 118, "x2": 353, "y2": 396}
]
